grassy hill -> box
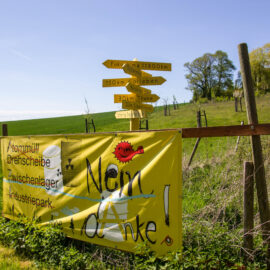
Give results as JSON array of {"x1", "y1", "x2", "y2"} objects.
[
  {"x1": 1, "y1": 95, "x2": 269, "y2": 165},
  {"x1": 0, "y1": 95, "x2": 270, "y2": 268},
  {"x1": 1, "y1": 95, "x2": 270, "y2": 137}
]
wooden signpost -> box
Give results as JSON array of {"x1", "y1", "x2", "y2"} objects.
[{"x1": 103, "y1": 59, "x2": 171, "y2": 130}]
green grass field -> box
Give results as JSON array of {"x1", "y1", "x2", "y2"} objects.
[
  {"x1": 1, "y1": 96, "x2": 270, "y2": 212},
  {"x1": 1, "y1": 95, "x2": 270, "y2": 137},
  {"x1": 0, "y1": 245, "x2": 35, "y2": 270},
  {"x1": 0, "y1": 95, "x2": 270, "y2": 268},
  {"x1": 1, "y1": 95, "x2": 269, "y2": 170}
]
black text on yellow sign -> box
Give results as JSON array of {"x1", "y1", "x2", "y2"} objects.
[
  {"x1": 1, "y1": 131, "x2": 182, "y2": 256},
  {"x1": 114, "y1": 94, "x2": 138, "y2": 103},
  {"x1": 140, "y1": 94, "x2": 160, "y2": 103},
  {"x1": 114, "y1": 94, "x2": 159, "y2": 103},
  {"x1": 102, "y1": 76, "x2": 166, "y2": 87},
  {"x1": 115, "y1": 110, "x2": 146, "y2": 119},
  {"x1": 126, "y1": 83, "x2": 152, "y2": 96},
  {"x1": 122, "y1": 101, "x2": 154, "y2": 112},
  {"x1": 103, "y1": 60, "x2": 172, "y2": 71}
]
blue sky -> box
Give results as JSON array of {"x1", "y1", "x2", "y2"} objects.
[{"x1": 0, "y1": 0, "x2": 269, "y2": 121}]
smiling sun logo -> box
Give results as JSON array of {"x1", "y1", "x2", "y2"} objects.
[{"x1": 113, "y1": 141, "x2": 144, "y2": 163}]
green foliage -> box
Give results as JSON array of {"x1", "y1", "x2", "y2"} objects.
[
  {"x1": 250, "y1": 43, "x2": 270, "y2": 93},
  {"x1": 184, "y1": 50, "x2": 235, "y2": 101},
  {"x1": 0, "y1": 217, "x2": 131, "y2": 269},
  {"x1": 213, "y1": 50, "x2": 236, "y2": 96},
  {"x1": 215, "y1": 95, "x2": 234, "y2": 102},
  {"x1": 255, "y1": 89, "x2": 268, "y2": 97},
  {"x1": 196, "y1": 97, "x2": 209, "y2": 104},
  {"x1": 0, "y1": 217, "x2": 89, "y2": 269},
  {"x1": 0, "y1": 212, "x2": 268, "y2": 269}
]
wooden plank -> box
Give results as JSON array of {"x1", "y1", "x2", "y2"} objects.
[{"x1": 182, "y1": 124, "x2": 270, "y2": 138}]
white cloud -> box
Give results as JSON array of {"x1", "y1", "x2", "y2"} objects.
[{"x1": 9, "y1": 48, "x2": 32, "y2": 62}]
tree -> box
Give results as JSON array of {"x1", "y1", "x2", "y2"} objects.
[
  {"x1": 249, "y1": 43, "x2": 270, "y2": 93},
  {"x1": 184, "y1": 50, "x2": 235, "y2": 101},
  {"x1": 83, "y1": 97, "x2": 95, "y2": 133},
  {"x1": 172, "y1": 95, "x2": 178, "y2": 110},
  {"x1": 184, "y1": 53, "x2": 216, "y2": 101},
  {"x1": 213, "y1": 50, "x2": 235, "y2": 96},
  {"x1": 163, "y1": 98, "x2": 169, "y2": 116},
  {"x1": 234, "y1": 71, "x2": 242, "y2": 90}
]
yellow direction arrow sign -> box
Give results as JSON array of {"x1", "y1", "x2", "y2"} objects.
[
  {"x1": 114, "y1": 94, "x2": 138, "y2": 103},
  {"x1": 123, "y1": 63, "x2": 142, "y2": 77},
  {"x1": 126, "y1": 83, "x2": 151, "y2": 96},
  {"x1": 115, "y1": 110, "x2": 146, "y2": 119},
  {"x1": 103, "y1": 59, "x2": 172, "y2": 71},
  {"x1": 103, "y1": 76, "x2": 166, "y2": 87},
  {"x1": 122, "y1": 101, "x2": 154, "y2": 112},
  {"x1": 141, "y1": 70, "x2": 152, "y2": 77},
  {"x1": 140, "y1": 94, "x2": 160, "y2": 103},
  {"x1": 123, "y1": 63, "x2": 150, "y2": 78},
  {"x1": 114, "y1": 93, "x2": 159, "y2": 103}
]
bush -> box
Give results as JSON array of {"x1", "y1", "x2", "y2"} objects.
[
  {"x1": 197, "y1": 97, "x2": 209, "y2": 104},
  {"x1": 0, "y1": 217, "x2": 90, "y2": 269},
  {"x1": 0, "y1": 212, "x2": 268, "y2": 269}
]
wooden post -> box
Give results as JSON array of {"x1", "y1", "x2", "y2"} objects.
[
  {"x1": 91, "y1": 119, "x2": 96, "y2": 133},
  {"x1": 197, "y1": 111, "x2": 201, "y2": 125},
  {"x1": 203, "y1": 110, "x2": 207, "y2": 127},
  {"x1": 146, "y1": 119, "x2": 149, "y2": 130},
  {"x1": 2, "y1": 124, "x2": 8, "y2": 136},
  {"x1": 234, "y1": 97, "x2": 238, "y2": 112},
  {"x1": 130, "y1": 118, "x2": 140, "y2": 131},
  {"x1": 85, "y1": 119, "x2": 88, "y2": 133},
  {"x1": 239, "y1": 97, "x2": 243, "y2": 112},
  {"x1": 164, "y1": 104, "x2": 167, "y2": 116},
  {"x1": 238, "y1": 43, "x2": 270, "y2": 263},
  {"x1": 188, "y1": 111, "x2": 202, "y2": 167},
  {"x1": 243, "y1": 161, "x2": 254, "y2": 259},
  {"x1": 235, "y1": 121, "x2": 244, "y2": 152}
]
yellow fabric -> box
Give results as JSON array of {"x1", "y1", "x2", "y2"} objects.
[{"x1": 1, "y1": 130, "x2": 182, "y2": 255}]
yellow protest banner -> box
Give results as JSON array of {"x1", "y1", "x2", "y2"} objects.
[{"x1": 1, "y1": 130, "x2": 182, "y2": 256}]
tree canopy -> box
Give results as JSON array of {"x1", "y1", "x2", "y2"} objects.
[
  {"x1": 249, "y1": 43, "x2": 270, "y2": 93},
  {"x1": 184, "y1": 50, "x2": 235, "y2": 101}
]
